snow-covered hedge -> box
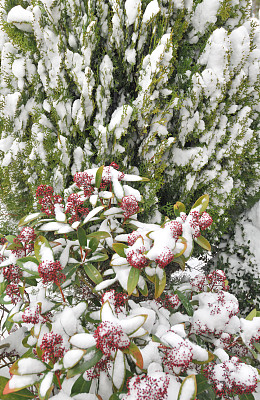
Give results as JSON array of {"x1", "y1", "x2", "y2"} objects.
[
  {"x1": 0, "y1": 165, "x2": 259, "y2": 400},
  {"x1": 0, "y1": 0, "x2": 259, "y2": 241}
]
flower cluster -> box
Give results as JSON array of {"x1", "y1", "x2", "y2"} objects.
[
  {"x1": 186, "y1": 210, "x2": 213, "y2": 239},
  {"x1": 125, "y1": 374, "x2": 170, "y2": 400},
  {"x1": 74, "y1": 171, "x2": 94, "y2": 197},
  {"x1": 126, "y1": 247, "x2": 149, "y2": 269},
  {"x1": 84, "y1": 357, "x2": 111, "y2": 381},
  {"x1": 94, "y1": 321, "x2": 130, "y2": 356},
  {"x1": 6, "y1": 283, "x2": 21, "y2": 304},
  {"x1": 101, "y1": 290, "x2": 127, "y2": 315},
  {"x1": 38, "y1": 260, "x2": 65, "y2": 286},
  {"x1": 160, "y1": 341, "x2": 193, "y2": 373},
  {"x1": 190, "y1": 270, "x2": 229, "y2": 293},
  {"x1": 65, "y1": 193, "x2": 89, "y2": 223},
  {"x1": 36, "y1": 185, "x2": 63, "y2": 216},
  {"x1": 155, "y1": 246, "x2": 173, "y2": 268},
  {"x1": 164, "y1": 220, "x2": 183, "y2": 239},
  {"x1": 156, "y1": 293, "x2": 180, "y2": 310},
  {"x1": 127, "y1": 231, "x2": 142, "y2": 246},
  {"x1": 40, "y1": 332, "x2": 65, "y2": 363},
  {"x1": 204, "y1": 357, "x2": 258, "y2": 398},
  {"x1": 22, "y1": 305, "x2": 40, "y2": 324},
  {"x1": 16, "y1": 227, "x2": 36, "y2": 253},
  {"x1": 3, "y1": 264, "x2": 22, "y2": 283},
  {"x1": 121, "y1": 195, "x2": 139, "y2": 219}
]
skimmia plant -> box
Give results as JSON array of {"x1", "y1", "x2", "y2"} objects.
[{"x1": 0, "y1": 164, "x2": 259, "y2": 400}]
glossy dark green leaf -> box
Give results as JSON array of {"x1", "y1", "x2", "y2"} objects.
[
  {"x1": 196, "y1": 374, "x2": 216, "y2": 400},
  {"x1": 89, "y1": 237, "x2": 99, "y2": 252},
  {"x1": 191, "y1": 194, "x2": 209, "y2": 214},
  {"x1": 173, "y1": 255, "x2": 186, "y2": 270},
  {"x1": 239, "y1": 393, "x2": 255, "y2": 400},
  {"x1": 77, "y1": 227, "x2": 88, "y2": 248},
  {"x1": 71, "y1": 374, "x2": 91, "y2": 396},
  {"x1": 87, "y1": 231, "x2": 111, "y2": 240},
  {"x1": 5, "y1": 235, "x2": 16, "y2": 243},
  {"x1": 194, "y1": 236, "x2": 211, "y2": 251},
  {"x1": 84, "y1": 263, "x2": 103, "y2": 284},
  {"x1": 18, "y1": 212, "x2": 45, "y2": 227},
  {"x1": 174, "y1": 201, "x2": 186, "y2": 217},
  {"x1": 175, "y1": 290, "x2": 193, "y2": 316}
]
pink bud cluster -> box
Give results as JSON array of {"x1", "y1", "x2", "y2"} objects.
[
  {"x1": 40, "y1": 332, "x2": 65, "y2": 363},
  {"x1": 121, "y1": 195, "x2": 139, "y2": 219},
  {"x1": 94, "y1": 321, "x2": 130, "y2": 356},
  {"x1": 155, "y1": 246, "x2": 173, "y2": 268},
  {"x1": 203, "y1": 357, "x2": 258, "y2": 398},
  {"x1": 164, "y1": 220, "x2": 183, "y2": 239},
  {"x1": 84, "y1": 357, "x2": 111, "y2": 381},
  {"x1": 36, "y1": 185, "x2": 63, "y2": 216},
  {"x1": 186, "y1": 211, "x2": 213, "y2": 239},
  {"x1": 190, "y1": 270, "x2": 229, "y2": 293},
  {"x1": 101, "y1": 290, "x2": 127, "y2": 315},
  {"x1": 160, "y1": 341, "x2": 193, "y2": 373},
  {"x1": 74, "y1": 171, "x2": 94, "y2": 197},
  {"x1": 157, "y1": 293, "x2": 180, "y2": 309},
  {"x1": 3, "y1": 264, "x2": 22, "y2": 283},
  {"x1": 101, "y1": 164, "x2": 124, "y2": 187},
  {"x1": 22, "y1": 305, "x2": 40, "y2": 324},
  {"x1": 65, "y1": 193, "x2": 89, "y2": 223},
  {"x1": 38, "y1": 260, "x2": 65, "y2": 286},
  {"x1": 128, "y1": 231, "x2": 142, "y2": 246},
  {"x1": 126, "y1": 374, "x2": 170, "y2": 400},
  {"x1": 6, "y1": 283, "x2": 21, "y2": 304},
  {"x1": 126, "y1": 247, "x2": 149, "y2": 269},
  {"x1": 16, "y1": 227, "x2": 36, "y2": 253}
]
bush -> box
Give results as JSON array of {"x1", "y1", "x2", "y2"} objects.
[{"x1": 0, "y1": 165, "x2": 259, "y2": 400}]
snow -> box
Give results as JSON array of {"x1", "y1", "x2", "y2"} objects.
[
  {"x1": 112, "y1": 349, "x2": 125, "y2": 389},
  {"x1": 7, "y1": 5, "x2": 33, "y2": 32},
  {"x1": 39, "y1": 243, "x2": 54, "y2": 262},
  {"x1": 142, "y1": 0, "x2": 160, "y2": 23},
  {"x1": 8, "y1": 374, "x2": 40, "y2": 389},
  {"x1": 125, "y1": 0, "x2": 141, "y2": 26},
  {"x1": 63, "y1": 349, "x2": 85, "y2": 368},
  {"x1": 69, "y1": 333, "x2": 96, "y2": 349},
  {"x1": 17, "y1": 358, "x2": 46, "y2": 374},
  {"x1": 39, "y1": 372, "x2": 54, "y2": 398},
  {"x1": 179, "y1": 376, "x2": 196, "y2": 400}
]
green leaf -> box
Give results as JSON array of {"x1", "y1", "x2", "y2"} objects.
[
  {"x1": 178, "y1": 375, "x2": 197, "y2": 400},
  {"x1": 84, "y1": 263, "x2": 103, "y2": 284},
  {"x1": 5, "y1": 235, "x2": 16, "y2": 243},
  {"x1": 18, "y1": 212, "x2": 44, "y2": 227},
  {"x1": 95, "y1": 165, "x2": 104, "y2": 189},
  {"x1": 109, "y1": 394, "x2": 121, "y2": 400},
  {"x1": 17, "y1": 257, "x2": 39, "y2": 277},
  {"x1": 174, "y1": 201, "x2": 186, "y2": 217},
  {"x1": 127, "y1": 267, "x2": 140, "y2": 295},
  {"x1": 87, "y1": 231, "x2": 111, "y2": 240},
  {"x1": 123, "y1": 342, "x2": 143, "y2": 369},
  {"x1": 34, "y1": 236, "x2": 53, "y2": 263},
  {"x1": 191, "y1": 194, "x2": 209, "y2": 214},
  {"x1": 25, "y1": 277, "x2": 38, "y2": 286},
  {"x1": 138, "y1": 280, "x2": 148, "y2": 296},
  {"x1": 112, "y1": 243, "x2": 128, "y2": 258},
  {"x1": 67, "y1": 348, "x2": 103, "y2": 378},
  {"x1": 193, "y1": 351, "x2": 215, "y2": 365},
  {"x1": 196, "y1": 374, "x2": 216, "y2": 400},
  {"x1": 77, "y1": 227, "x2": 88, "y2": 248},
  {"x1": 71, "y1": 374, "x2": 91, "y2": 396},
  {"x1": 88, "y1": 252, "x2": 108, "y2": 262},
  {"x1": 253, "y1": 342, "x2": 260, "y2": 353},
  {"x1": 246, "y1": 308, "x2": 257, "y2": 321},
  {"x1": 154, "y1": 270, "x2": 166, "y2": 299},
  {"x1": 89, "y1": 237, "x2": 99, "y2": 252},
  {"x1": 7, "y1": 242, "x2": 23, "y2": 251},
  {"x1": 239, "y1": 393, "x2": 255, "y2": 400},
  {"x1": 194, "y1": 236, "x2": 211, "y2": 252},
  {"x1": 173, "y1": 255, "x2": 186, "y2": 270},
  {"x1": 175, "y1": 290, "x2": 194, "y2": 316},
  {"x1": 0, "y1": 376, "x2": 35, "y2": 399}
]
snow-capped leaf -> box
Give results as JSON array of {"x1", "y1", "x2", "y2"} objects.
[
  {"x1": 83, "y1": 206, "x2": 105, "y2": 225},
  {"x1": 177, "y1": 375, "x2": 197, "y2": 400},
  {"x1": 84, "y1": 263, "x2": 103, "y2": 284},
  {"x1": 191, "y1": 194, "x2": 209, "y2": 214},
  {"x1": 127, "y1": 267, "x2": 140, "y2": 295},
  {"x1": 193, "y1": 351, "x2": 215, "y2": 364},
  {"x1": 120, "y1": 315, "x2": 148, "y2": 335},
  {"x1": 95, "y1": 277, "x2": 118, "y2": 291},
  {"x1": 3, "y1": 375, "x2": 41, "y2": 394},
  {"x1": 39, "y1": 371, "x2": 54, "y2": 400},
  {"x1": 34, "y1": 236, "x2": 54, "y2": 263},
  {"x1": 0, "y1": 376, "x2": 34, "y2": 399},
  {"x1": 123, "y1": 342, "x2": 143, "y2": 369},
  {"x1": 18, "y1": 213, "x2": 44, "y2": 227},
  {"x1": 122, "y1": 174, "x2": 149, "y2": 182},
  {"x1": 174, "y1": 237, "x2": 187, "y2": 258},
  {"x1": 88, "y1": 252, "x2": 108, "y2": 262},
  {"x1": 63, "y1": 349, "x2": 86, "y2": 368},
  {"x1": 154, "y1": 270, "x2": 166, "y2": 299},
  {"x1": 245, "y1": 309, "x2": 257, "y2": 321},
  {"x1": 112, "y1": 243, "x2": 128, "y2": 258},
  {"x1": 70, "y1": 333, "x2": 96, "y2": 349},
  {"x1": 112, "y1": 350, "x2": 126, "y2": 390},
  {"x1": 194, "y1": 236, "x2": 211, "y2": 251},
  {"x1": 38, "y1": 222, "x2": 69, "y2": 231},
  {"x1": 138, "y1": 280, "x2": 148, "y2": 296},
  {"x1": 16, "y1": 257, "x2": 39, "y2": 277},
  {"x1": 95, "y1": 165, "x2": 104, "y2": 188},
  {"x1": 100, "y1": 301, "x2": 117, "y2": 322},
  {"x1": 66, "y1": 348, "x2": 103, "y2": 378},
  {"x1": 10, "y1": 358, "x2": 46, "y2": 375}
]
